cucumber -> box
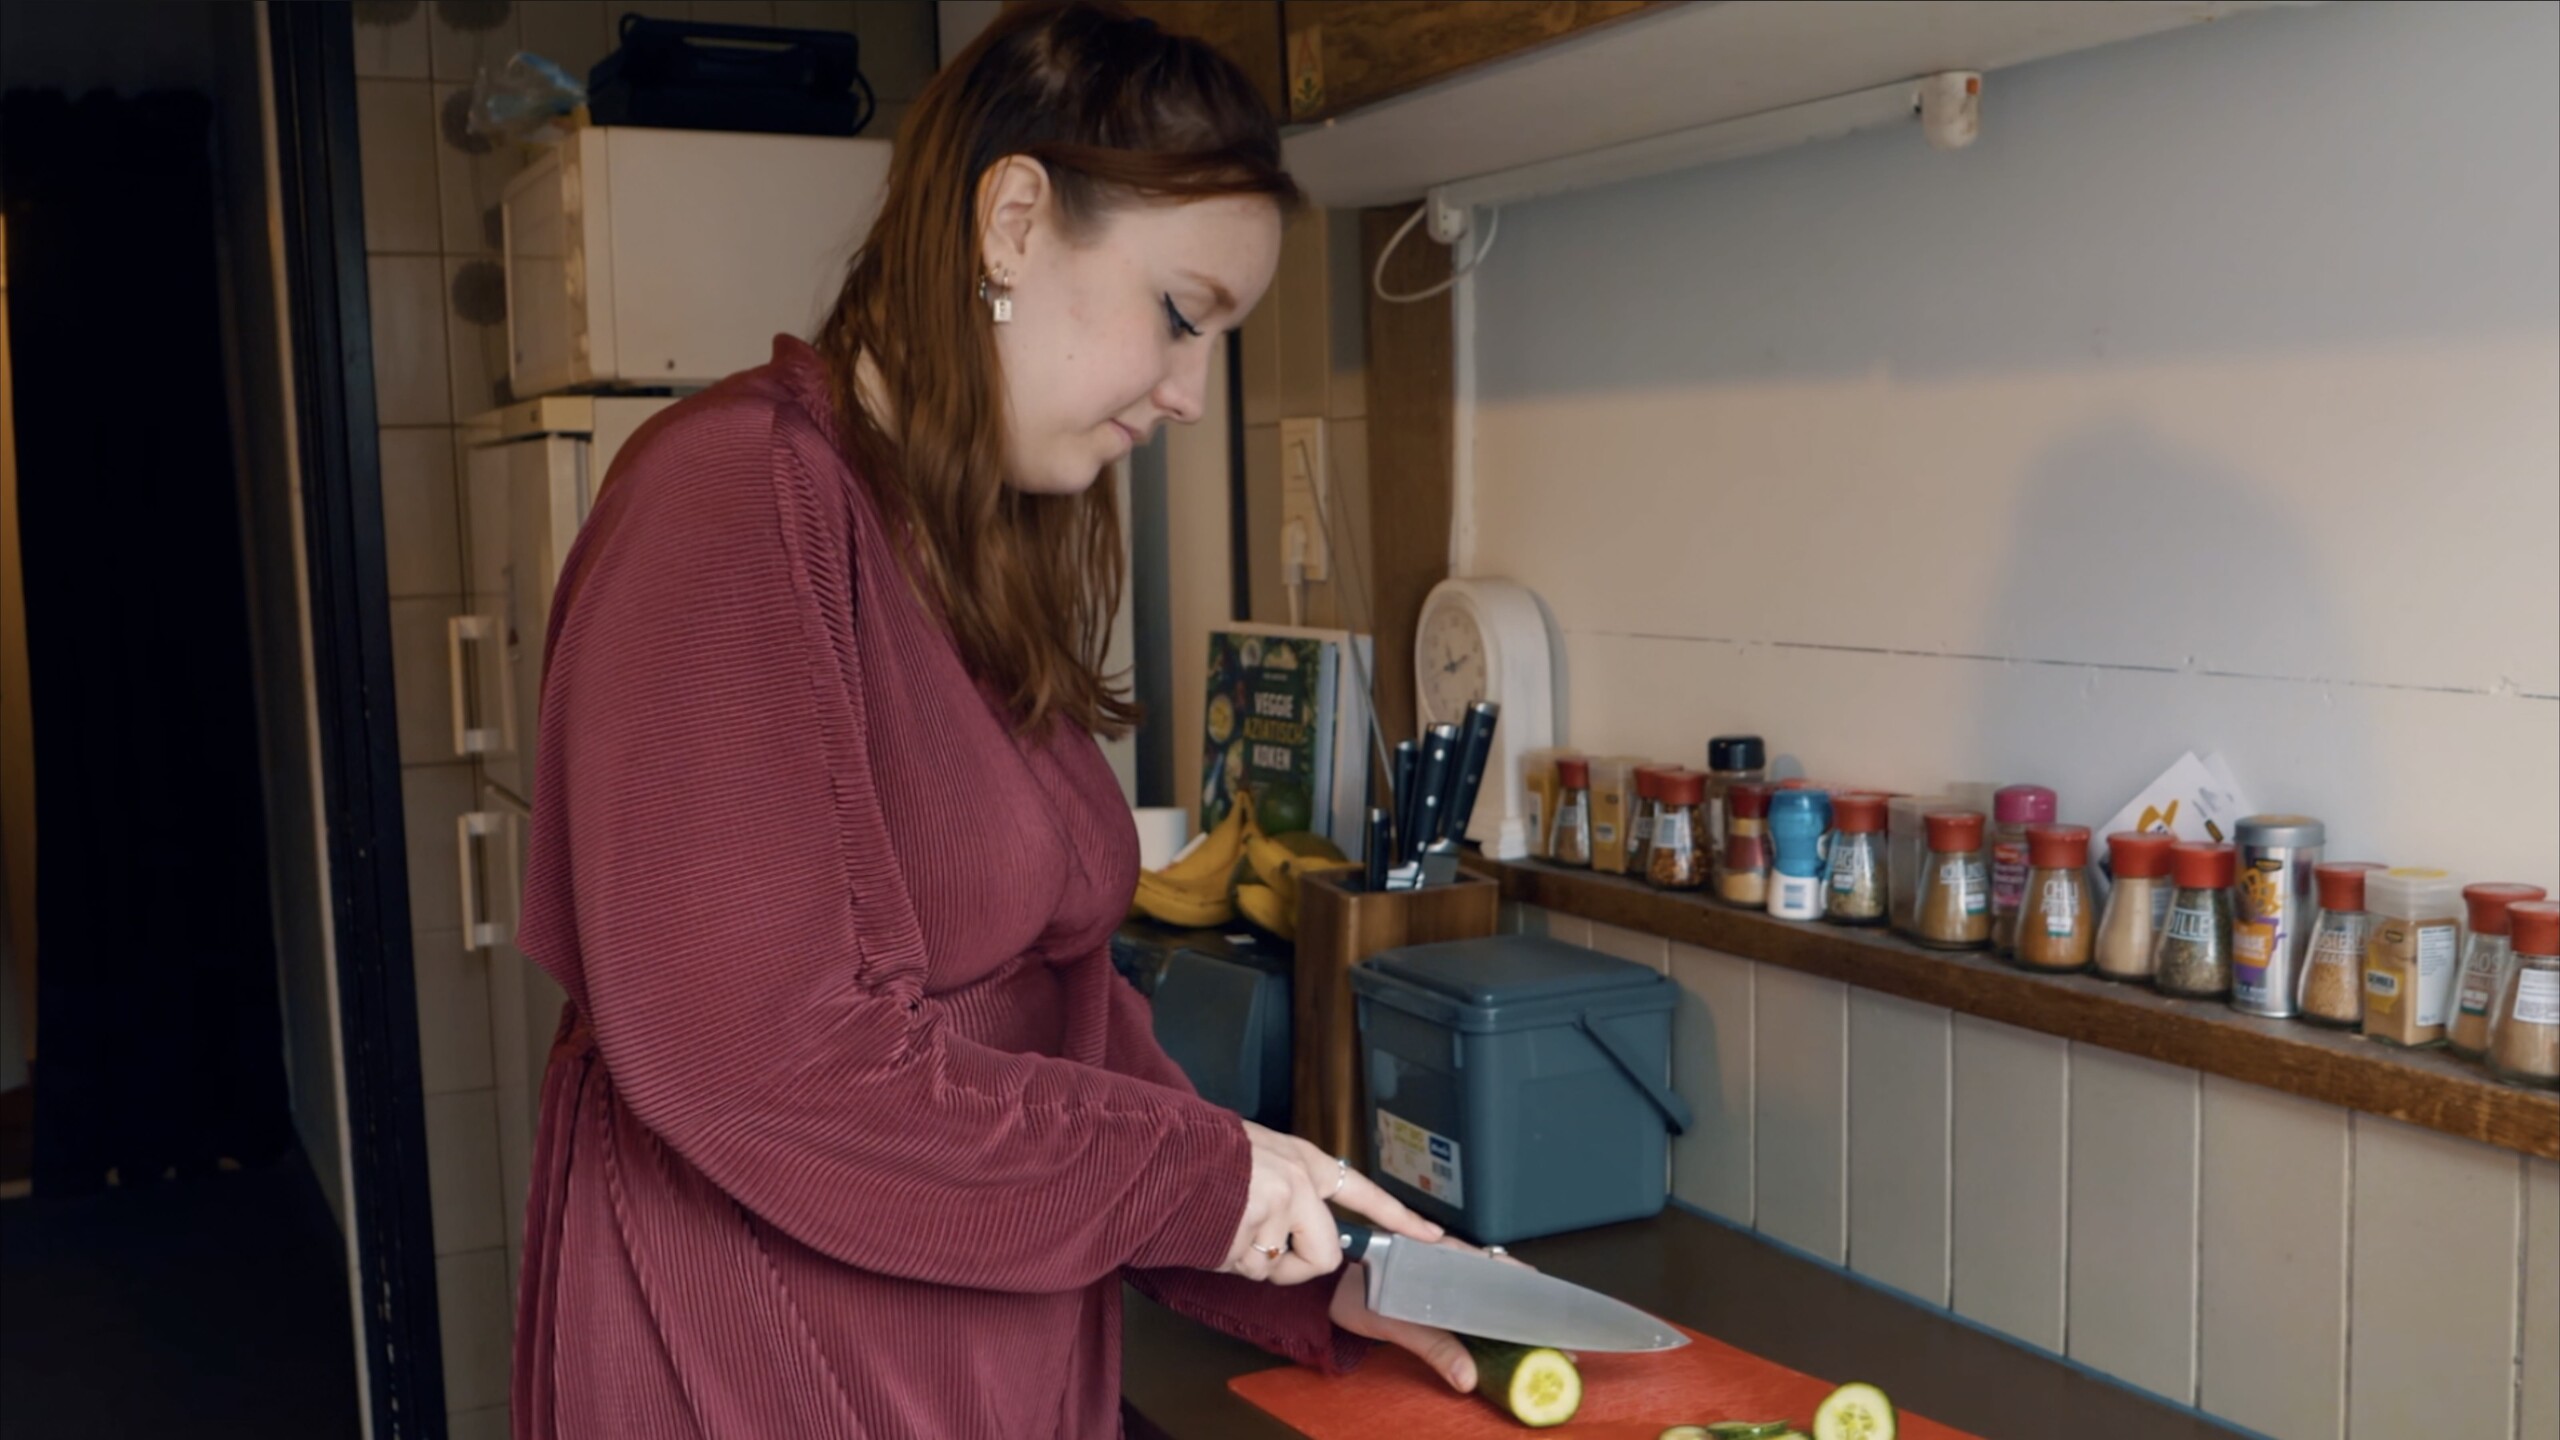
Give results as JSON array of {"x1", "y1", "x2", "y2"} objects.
[
  {"x1": 1811, "y1": 1382, "x2": 1896, "y2": 1440},
  {"x1": 1659, "y1": 1428, "x2": 1714, "y2": 1440},
  {"x1": 1460, "y1": 1335, "x2": 1582, "y2": 1428},
  {"x1": 1706, "y1": 1425, "x2": 1800, "y2": 1439}
]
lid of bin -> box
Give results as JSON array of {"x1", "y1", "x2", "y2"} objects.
[{"x1": 1362, "y1": 935, "x2": 1667, "y2": 1009}]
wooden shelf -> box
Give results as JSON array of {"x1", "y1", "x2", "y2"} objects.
[{"x1": 1465, "y1": 855, "x2": 2560, "y2": 1161}]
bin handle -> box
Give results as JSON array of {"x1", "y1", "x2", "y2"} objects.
[{"x1": 1576, "y1": 1011, "x2": 1693, "y2": 1136}]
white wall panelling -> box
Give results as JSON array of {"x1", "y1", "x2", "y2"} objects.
[
  {"x1": 2196, "y1": 1075, "x2": 2348, "y2": 1439},
  {"x1": 1667, "y1": 941, "x2": 1753, "y2": 1226},
  {"x1": 2346, "y1": 1116, "x2": 2521, "y2": 1438},
  {"x1": 1947, "y1": 1014, "x2": 2069, "y2": 1351},
  {"x1": 2065, "y1": 1046, "x2": 2200, "y2": 1404},
  {"x1": 1845, "y1": 990, "x2": 1949, "y2": 1304},
  {"x1": 1750, "y1": 965, "x2": 1847, "y2": 1263},
  {"x1": 2524, "y1": 1158, "x2": 2560, "y2": 1440},
  {"x1": 1585, "y1": 919, "x2": 1668, "y2": 974}
]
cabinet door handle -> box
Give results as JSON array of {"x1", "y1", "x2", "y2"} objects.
[
  {"x1": 449, "y1": 615, "x2": 506, "y2": 756},
  {"x1": 458, "y1": 811, "x2": 508, "y2": 952}
]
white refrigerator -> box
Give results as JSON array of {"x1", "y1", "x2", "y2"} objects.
[{"x1": 452, "y1": 394, "x2": 673, "y2": 1293}]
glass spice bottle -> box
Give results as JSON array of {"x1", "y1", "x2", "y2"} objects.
[
  {"x1": 2296, "y1": 862, "x2": 2385, "y2": 1028},
  {"x1": 2015, "y1": 825, "x2": 2096, "y2": 974},
  {"x1": 2486, "y1": 901, "x2": 2560, "y2": 1089},
  {"x1": 2448, "y1": 883, "x2": 2548, "y2": 1060},
  {"x1": 1766, "y1": 789, "x2": 1834, "y2": 921},
  {"x1": 2093, "y1": 831, "x2": 2175, "y2": 982},
  {"x1": 1989, "y1": 786, "x2": 2059, "y2": 957},
  {"x1": 2154, "y1": 843, "x2": 2237, "y2": 999},
  {"x1": 1549, "y1": 756, "x2": 1594, "y2": 868},
  {"x1": 1704, "y1": 736, "x2": 1768, "y2": 886},
  {"x1": 1646, "y1": 768, "x2": 1711, "y2": 892},
  {"x1": 1912, "y1": 810, "x2": 1992, "y2": 950},
  {"x1": 2362, "y1": 868, "x2": 2463, "y2": 1048},
  {"x1": 1629, "y1": 765, "x2": 1670, "y2": 877},
  {"x1": 1719, "y1": 781, "x2": 1772, "y2": 908},
  {"x1": 1825, "y1": 793, "x2": 1890, "y2": 927}
]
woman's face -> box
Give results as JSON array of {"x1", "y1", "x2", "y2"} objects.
[{"x1": 978, "y1": 160, "x2": 1282, "y2": 495}]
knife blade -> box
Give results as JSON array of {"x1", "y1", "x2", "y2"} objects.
[{"x1": 1338, "y1": 1224, "x2": 1687, "y2": 1352}]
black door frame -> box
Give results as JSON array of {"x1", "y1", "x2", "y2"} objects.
[{"x1": 265, "y1": 5, "x2": 447, "y2": 1435}]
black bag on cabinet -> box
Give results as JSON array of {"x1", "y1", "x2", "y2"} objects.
[{"x1": 587, "y1": 13, "x2": 877, "y2": 137}]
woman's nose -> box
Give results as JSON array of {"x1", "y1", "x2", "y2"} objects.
[{"x1": 1152, "y1": 346, "x2": 1211, "y2": 426}]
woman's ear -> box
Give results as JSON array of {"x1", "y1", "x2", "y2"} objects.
[{"x1": 975, "y1": 155, "x2": 1050, "y2": 276}]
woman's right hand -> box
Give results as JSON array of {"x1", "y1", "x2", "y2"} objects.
[{"x1": 1222, "y1": 1121, "x2": 1443, "y2": 1285}]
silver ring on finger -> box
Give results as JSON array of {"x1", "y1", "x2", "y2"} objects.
[{"x1": 1328, "y1": 1156, "x2": 1349, "y2": 1199}]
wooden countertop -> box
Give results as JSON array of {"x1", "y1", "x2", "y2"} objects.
[
  {"x1": 1121, "y1": 1206, "x2": 2238, "y2": 1440},
  {"x1": 1466, "y1": 855, "x2": 2560, "y2": 1160}
]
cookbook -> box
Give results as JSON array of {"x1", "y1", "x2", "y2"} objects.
[{"x1": 1199, "y1": 624, "x2": 1372, "y2": 846}]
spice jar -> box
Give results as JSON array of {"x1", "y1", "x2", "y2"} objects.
[
  {"x1": 1719, "y1": 782, "x2": 1772, "y2": 907},
  {"x1": 1646, "y1": 768, "x2": 1711, "y2": 892},
  {"x1": 2361, "y1": 868, "x2": 2463, "y2": 1048},
  {"x1": 2154, "y1": 843, "x2": 2237, "y2": 999},
  {"x1": 2015, "y1": 825, "x2": 2095, "y2": 974},
  {"x1": 1989, "y1": 785, "x2": 2059, "y2": 957},
  {"x1": 2448, "y1": 883, "x2": 2547, "y2": 1059},
  {"x1": 1825, "y1": 793, "x2": 1890, "y2": 927},
  {"x1": 1912, "y1": 810, "x2": 1992, "y2": 950},
  {"x1": 2229, "y1": 815, "x2": 2326, "y2": 1018},
  {"x1": 1520, "y1": 749, "x2": 1564, "y2": 860},
  {"x1": 1549, "y1": 756, "x2": 1594, "y2": 868},
  {"x1": 1766, "y1": 790, "x2": 1832, "y2": 921},
  {"x1": 1629, "y1": 765, "x2": 1670, "y2": 876},
  {"x1": 2296, "y1": 863, "x2": 2384, "y2": 1027},
  {"x1": 2486, "y1": 901, "x2": 2560, "y2": 1089},
  {"x1": 2094, "y1": 832, "x2": 2175, "y2": 982},
  {"x1": 1705, "y1": 736, "x2": 1768, "y2": 889}
]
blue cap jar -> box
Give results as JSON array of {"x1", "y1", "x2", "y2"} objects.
[{"x1": 1766, "y1": 789, "x2": 1833, "y2": 921}]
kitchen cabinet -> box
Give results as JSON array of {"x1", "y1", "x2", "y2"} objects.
[
  {"x1": 1279, "y1": 0, "x2": 1656, "y2": 121},
  {"x1": 1117, "y1": 1, "x2": 1289, "y2": 120}
]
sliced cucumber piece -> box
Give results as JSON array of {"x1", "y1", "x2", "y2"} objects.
[
  {"x1": 1460, "y1": 1335, "x2": 1583, "y2": 1428},
  {"x1": 1705, "y1": 1425, "x2": 1799, "y2": 1439},
  {"x1": 1659, "y1": 1428, "x2": 1715, "y2": 1440},
  {"x1": 1811, "y1": 1382, "x2": 1896, "y2": 1440}
]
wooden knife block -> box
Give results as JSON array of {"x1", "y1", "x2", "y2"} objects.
[{"x1": 1293, "y1": 871, "x2": 1500, "y2": 1167}]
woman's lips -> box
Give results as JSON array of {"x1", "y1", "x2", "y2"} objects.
[{"x1": 1108, "y1": 420, "x2": 1139, "y2": 451}]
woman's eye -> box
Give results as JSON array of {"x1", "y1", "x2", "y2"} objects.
[{"x1": 1162, "y1": 294, "x2": 1203, "y2": 340}]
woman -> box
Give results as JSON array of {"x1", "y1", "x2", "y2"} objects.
[{"x1": 508, "y1": 4, "x2": 1476, "y2": 1435}]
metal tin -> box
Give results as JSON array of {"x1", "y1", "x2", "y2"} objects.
[{"x1": 2232, "y1": 814, "x2": 2326, "y2": 1016}]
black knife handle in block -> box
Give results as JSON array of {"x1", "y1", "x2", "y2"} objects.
[
  {"x1": 1365, "y1": 807, "x2": 1393, "y2": 893},
  {"x1": 1441, "y1": 701, "x2": 1501, "y2": 844},
  {"x1": 1389, "y1": 740, "x2": 1422, "y2": 867},
  {"x1": 1411, "y1": 724, "x2": 1459, "y2": 863}
]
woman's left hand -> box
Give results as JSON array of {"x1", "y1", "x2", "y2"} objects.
[{"x1": 1328, "y1": 1237, "x2": 1530, "y2": 1393}]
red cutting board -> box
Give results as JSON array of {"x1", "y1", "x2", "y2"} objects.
[{"x1": 1229, "y1": 1325, "x2": 1980, "y2": 1440}]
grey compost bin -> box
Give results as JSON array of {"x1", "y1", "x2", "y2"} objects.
[{"x1": 1350, "y1": 934, "x2": 1691, "y2": 1244}]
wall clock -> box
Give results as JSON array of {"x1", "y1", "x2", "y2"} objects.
[{"x1": 1414, "y1": 577, "x2": 1557, "y2": 859}]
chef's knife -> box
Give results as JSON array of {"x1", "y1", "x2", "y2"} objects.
[
  {"x1": 1389, "y1": 739, "x2": 1422, "y2": 868},
  {"x1": 1419, "y1": 703, "x2": 1500, "y2": 886},
  {"x1": 1365, "y1": 806, "x2": 1393, "y2": 893},
  {"x1": 1409, "y1": 724, "x2": 1460, "y2": 872},
  {"x1": 1337, "y1": 1224, "x2": 1687, "y2": 1353}
]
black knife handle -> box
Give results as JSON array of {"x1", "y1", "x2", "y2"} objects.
[
  {"x1": 1389, "y1": 740, "x2": 1422, "y2": 868},
  {"x1": 1338, "y1": 1223, "x2": 1373, "y2": 1263},
  {"x1": 1365, "y1": 807, "x2": 1393, "y2": 893},
  {"x1": 1411, "y1": 724, "x2": 1459, "y2": 862},
  {"x1": 1440, "y1": 701, "x2": 1501, "y2": 844}
]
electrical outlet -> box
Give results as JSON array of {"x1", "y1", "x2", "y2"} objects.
[{"x1": 1278, "y1": 417, "x2": 1329, "y2": 582}]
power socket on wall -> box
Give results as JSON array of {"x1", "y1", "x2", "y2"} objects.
[{"x1": 1278, "y1": 416, "x2": 1330, "y2": 582}]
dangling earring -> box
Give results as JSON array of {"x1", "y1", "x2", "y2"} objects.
[{"x1": 978, "y1": 264, "x2": 1014, "y2": 323}]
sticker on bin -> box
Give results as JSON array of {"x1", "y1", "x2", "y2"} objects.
[{"x1": 1376, "y1": 1110, "x2": 1463, "y2": 1207}]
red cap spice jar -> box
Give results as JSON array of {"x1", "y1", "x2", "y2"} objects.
[
  {"x1": 1630, "y1": 765, "x2": 1672, "y2": 875},
  {"x1": 2296, "y1": 862, "x2": 2386, "y2": 1026},
  {"x1": 2154, "y1": 843, "x2": 2237, "y2": 999},
  {"x1": 1550, "y1": 756, "x2": 1594, "y2": 868},
  {"x1": 2449, "y1": 882, "x2": 2550, "y2": 1059},
  {"x1": 1646, "y1": 769, "x2": 1711, "y2": 893},
  {"x1": 1823, "y1": 793, "x2": 1890, "y2": 927},
  {"x1": 1990, "y1": 785, "x2": 2060, "y2": 957},
  {"x1": 2488, "y1": 902, "x2": 2560, "y2": 1088},
  {"x1": 1912, "y1": 810, "x2": 1991, "y2": 950},
  {"x1": 1719, "y1": 782, "x2": 1772, "y2": 907},
  {"x1": 2094, "y1": 832, "x2": 2176, "y2": 982},
  {"x1": 2015, "y1": 825, "x2": 2095, "y2": 973}
]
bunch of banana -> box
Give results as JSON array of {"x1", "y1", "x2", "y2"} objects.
[
  {"x1": 1234, "y1": 827, "x2": 1359, "y2": 943},
  {"x1": 1130, "y1": 792, "x2": 1255, "y2": 928}
]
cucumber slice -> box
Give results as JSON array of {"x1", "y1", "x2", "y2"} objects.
[
  {"x1": 1811, "y1": 1382, "x2": 1896, "y2": 1440},
  {"x1": 1706, "y1": 1425, "x2": 1800, "y2": 1439},
  {"x1": 1460, "y1": 1336, "x2": 1582, "y2": 1428},
  {"x1": 1659, "y1": 1429, "x2": 1715, "y2": 1440}
]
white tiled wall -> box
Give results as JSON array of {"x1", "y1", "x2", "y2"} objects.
[
  {"x1": 352, "y1": 0, "x2": 940, "y2": 1420},
  {"x1": 1515, "y1": 903, "x2": 2555, "y2": 1440}
]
